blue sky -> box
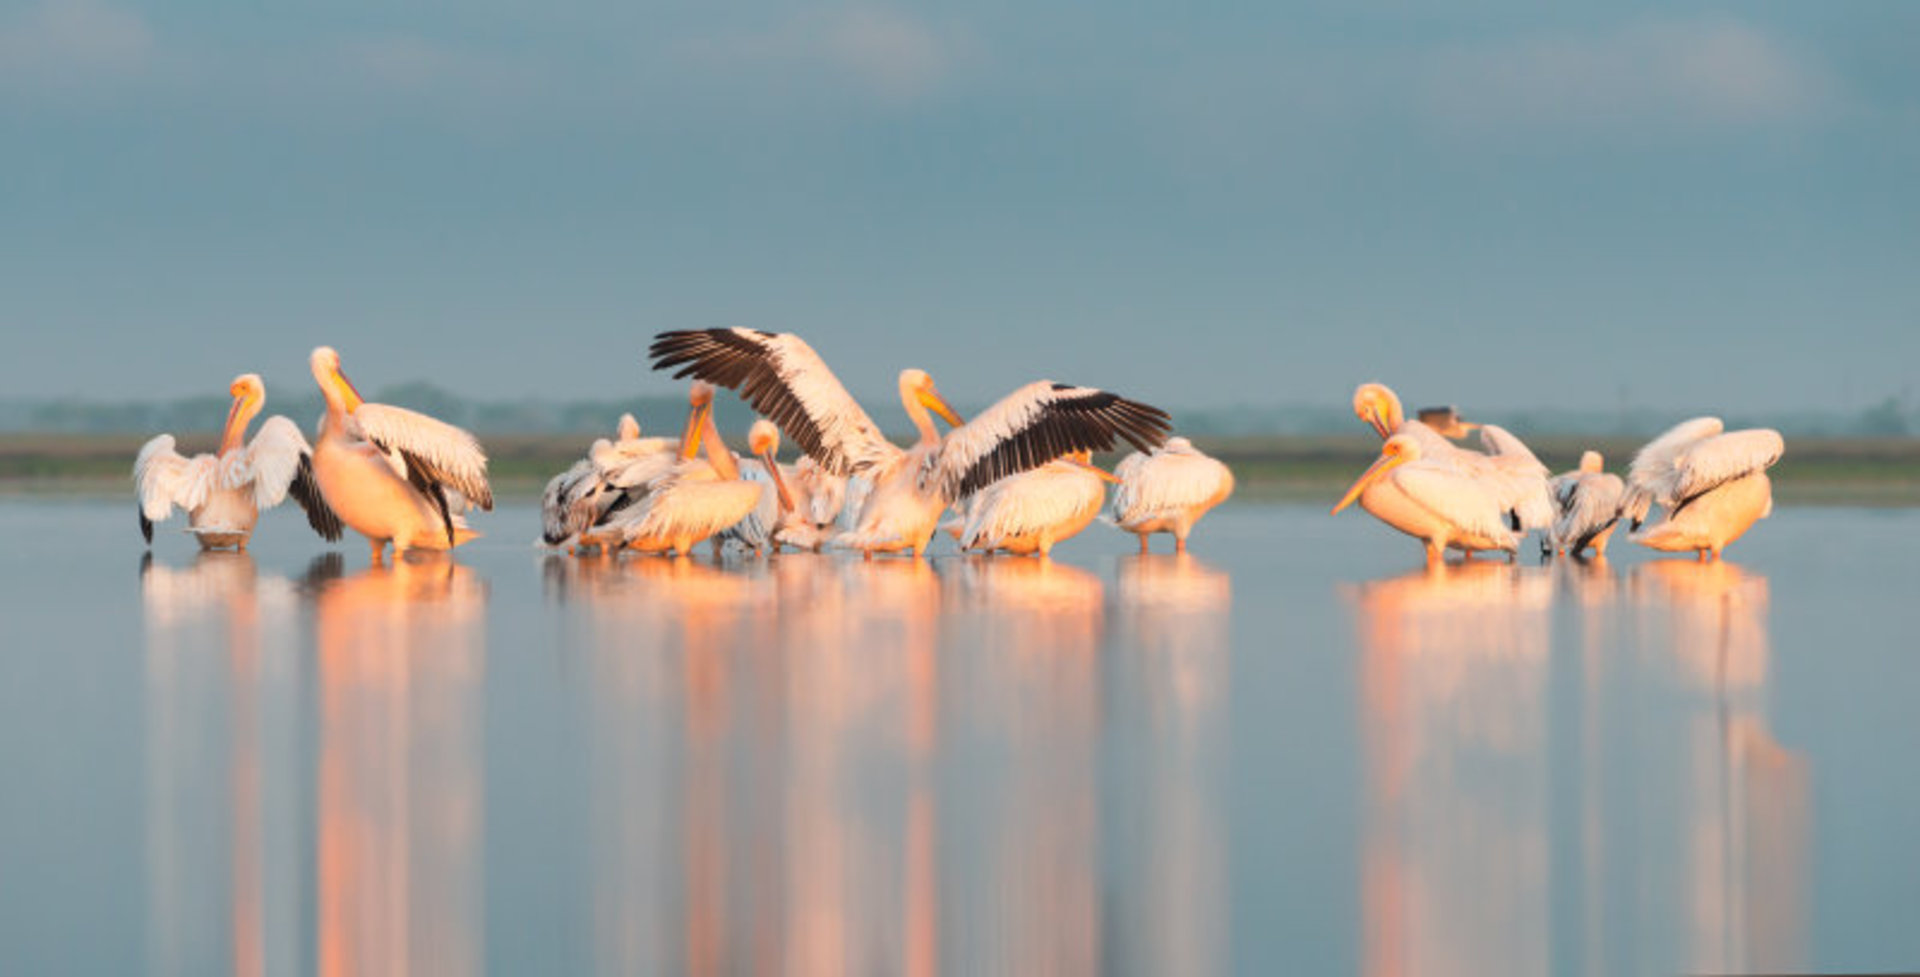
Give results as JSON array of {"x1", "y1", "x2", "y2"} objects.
[{"x1": 3, "y1": 0, "x2": 1914, "y2": 413}]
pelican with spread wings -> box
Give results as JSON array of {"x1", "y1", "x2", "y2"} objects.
[
  {"x1": 134, "y1": 373, "x2": 342, "y2": 550},
  {"x1": 649, "y1": 328, "x2": 1172, "y2": 557},
  {"x1": 308, "y1": 347, "x2": 493, "y2": 562},
  {"x1": 1621, "y1": 418, "x2": 1784, "y2": 561}
]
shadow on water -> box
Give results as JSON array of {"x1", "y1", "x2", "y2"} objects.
[{"x1": 1345, "y1": 556, "x2": 1806, "y2": 976}]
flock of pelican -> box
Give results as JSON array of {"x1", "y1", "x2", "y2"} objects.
[
  {"x1": 135, "y1": 334, "x2": 1237, "y2": 561},
  {"x1": 1334, "y1": 382, "x2": 1784, "y2": 565},
  {"x1": 131, "y1": 343, "x2": 1783, "y2": 569}
]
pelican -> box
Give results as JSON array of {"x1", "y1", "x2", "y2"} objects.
[
  {"x1": 1621, "y1": 418, "x2": 1784, "y2": 561},
  {"x1": 776, "y1": 455, "x2": 848, "y2": 551},
  {"x1": 715, "y1": 418, "x2": 799, "y2": 555},
  {"x1": 1548, "y1": 450, "x2": 1625, "y2": 558},
  {"x1": 1332, "y1": 433, "x2": 1522, "y2": 567},
  {"x1": 308, "y1": 347, "x2": 493, "y2": 562},
  {"x1": 649, "y1": 328, "x2": 1171, "y2": 558},
  {"x1": 1106, "y1": 437, "x2": 1236, "y2": 554},
  {"x1": 603, "y1": 382, "x2": 767, "y2": 556},
  {"x1": 135, "y1": 373, "x2": 342, "y2": 550},
  {"x1": 1353, "y1": 382, "x2": 1554, "y2": 538},
  {"x1": 540, "y1": 413, "x2": 678, "y2": 550},
  {"x1": 952, "y1": 451, "x2": 1118, "y2": 557}
]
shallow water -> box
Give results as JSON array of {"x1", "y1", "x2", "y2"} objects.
[{"x1": 1, "y1": 501, "x2": 1916, "y2": 975}]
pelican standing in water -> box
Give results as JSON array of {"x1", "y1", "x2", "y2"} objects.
[
  {"x1": 953, "y1": 451, "x2": 1119, "y2": 557},
  {"x1": 308, "y1": 347, "x2": 493, "y2": 562},
  {"x1": 1106, "y1": 437, "x2": 1236, "y2": 553},
  {"x1": 1621, "y1": 418, "x2": 1784, "y2": 561},
  {"x1": 715, "y1": 418, "x2": 799, "y2": 555},
  {"x1": 649, "y1": 328, "x2": 1171, "y2": 558},
  {"x1": 603, "y1": 382, "x2": 769, "y2": 556},
  {"x1": 1549, "y1": 450, "x2": 1625, "y2": 558},
  {"x1": 540, "y1": 413, "x2": 679, "y2": 550},
  {"x1": 135, "y1": 373, "x2": 342, "y2": 549},
  {"x1": 1332, "y1": 433, "x2": 1521, "y2": 567},
  {"x1": 1352, "y1": 382, "x2": 1554, "y2": 538},
  {"x1": 776, "y1": 456, "x2": 847, "y2": 551}
]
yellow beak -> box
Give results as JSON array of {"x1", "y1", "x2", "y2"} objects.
[
  {"x1": 760, "y1": 450, "x2": 796, "y2": 512},
  {"x1": 334, "y1": 370, "x2": 365, "y2": 412},
  {"x1": 919, "y1": 389, "x2": 964, "y2": 428},
  {"x1": 1332, "y1": 452, "x2": 1406, "y2": 515},
  {"x1": 679, "y1": 401, "x2": 709, "y2": 461},
  {"x1": 1366, "y1": 410, "x2": 1393, "y2": 439}
]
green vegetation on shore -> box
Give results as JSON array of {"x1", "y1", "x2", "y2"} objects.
[{"x1": 10, "y1": 433, "x2": 1919, "y2": 506}]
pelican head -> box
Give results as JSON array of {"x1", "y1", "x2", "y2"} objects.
[
  {"x1": 310, "y1": 346, "x2": 363, "y2": 413},
  {"x1": 1352, "y1": 382, "x2": 1404, "y2": 440},
  {"x1": 749, "y1": 419, "x2": 795, "y2": 512},
  {"x1": 221, "y1": 373, "x2": 266, "y2": 451},
  {"x1": 1332, "y1": 433, "x2": 1420, "y2": 515},
  {"x1": 616, "y1": 413, "x2": 641, "y2": 441},
  {"x1": 1580, "y1": 450, "x2": 1604, "y2": 473},
  {"x1": 1163, "y1": 436, "x2": 1195, "y2": 454},
  {"x1": 899, "y1": 369, "x2": 963, "y2": 427},
  {"x1": 679, "y1": 382, "x2": 716, "y2": 461}
]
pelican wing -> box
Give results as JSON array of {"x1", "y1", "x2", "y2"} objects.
[
  {"x1": 1553, "y1": 472, "x2": 1624, "y2": 551},
  {"x1": 346, "y1": 402, "x2": 494, "y2": 511},
  {"x1": 541, "y1": 458, "x2": 600, "y2": 544},
  {"x1": 961, "y1": 463, "x2": 1105, "y2": 549},
  {"x1": 1392, "y1": 464, "x2": 1518, "y2": 544},
  {"x1": 1622, "y1": 416, "x2": 1725, "y2": 526},
  {"x1": 1669, "y1": 429, "x2": 1784, "y2": 512},
  {"x1": 649, "y1": 328, "x2": 898, "y2": 476},
  {"x1": 931, "y1": 381, "x2": 1173, "y2": 499},
  {"x1": 1476, "y1": 424, "x2": 1548, "y2": 475},
  {"x1": 134, "y1": 435, "x2": 219, "y2": 540},
  {"x1": 241, "y1": 416, "x2": 312, "y2": 509},
  {"x1": 1111, "y1": 451, "x2": 1235, "y2": 523},
  {"x1": 287, "y1": 453, "x2": 344, "y2": 542}
]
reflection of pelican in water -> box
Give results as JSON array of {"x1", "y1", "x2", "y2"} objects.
[
  {"x1": 307, "y1": 555, "x2": 486, "y2": 977},
  {"x1": 1350, "y1": 558, "x2": 1553, "y2": 976},
  {"x1": 142, "y1": 549, "x2": 298, "y2": 977},
  {"x1": 951, "y1": 555, "x2": 1105, "y2": 613}
]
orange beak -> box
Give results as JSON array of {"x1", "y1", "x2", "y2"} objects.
[
  {"x1": 1365, "y1": 408, "x2": 1393, "y2": 439},
  {"x1": 334, "y1": 369, "x2": 364, "y2": 412},
  {"x1": 1332, "y1": 451, "x2": 1406, "y2": 515},
  {"x1": 760, "y1": 449, "x2": 796, "y2": 512},
  {"x1": 919, "y1": 388, "x2": 964, "y2": 428},
  {"x1": 679, "y1": 400, "x2": 710, "y2": 461},
  {"x1": 220, "y1": 390, "x2": 249, "y2": 450}
]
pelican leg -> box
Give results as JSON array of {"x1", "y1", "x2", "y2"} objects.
[
  {"x1": 1137, "y1": 534, "x2": 1150, "y2": 555},
  {"x1": 1423, "y1": 541, "x2": 1444, "y2": 569},
  {"x1": 863, "y1": 548, "x2": 875, "y2": 562},
  {"x1": 368, "y1": 538, "x2": 386, "y2": 564}
]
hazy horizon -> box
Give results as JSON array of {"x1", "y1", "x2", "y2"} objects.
[{"x1": 4, "y1": 1, "x2": 1914, "y2": 412}]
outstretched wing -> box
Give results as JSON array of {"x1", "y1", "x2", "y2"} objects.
[
  {"x1": 346, "y1": 402, "x2": 494, "y2": 511},
  {"x1": 930, "y1": 381, "x2": 1172, "y2": 499},
  {"x1": 133, "y1": 434, "x2": 218, "y2": 540},
  {"x1": 243, "y1": 416, "x2": 312, "y2": 509},
  {"x1": 649, "y1": 329, "x2": 899, "y2": 476},
  {"x1": 287, "y1": 453, "x2": 344, "y2": 542}
]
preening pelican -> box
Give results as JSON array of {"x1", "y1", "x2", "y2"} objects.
[
  {"x1": 308, "y1": 347, "x2": 493, "y2": 562},
  {"x1": 1332, "y1": 433, "x2": 1522, "y2": 567},
  {"x1": 601, "y1": 382, "x2": 767, "y2": 556},
  {"x1": 135, "y1": 374, "x2": 342, "y2": 550},
  {"x1": 776, "y1": 456, "x2": 847, "y2": 551},
  {"x1": 540, "y1": 413, "x2": 679, "y2": 550},
  {"x1": 1549, "y1": 451, "x2": 1625, "y2": 558},
  {"x1": 1353, "y1": 382, "x2": 1554, "y2": 535},
  {"x1": 649, "y1": 328, "x2": 1171, "y2": 558},
  {"x1": 715, "y1": 418, "x2": 799, "y2": 555},
  {"x1": 1621, "y1": 418, "x2": 1784, "y2": 560},
  {"x1": 953, "y1": 451, "x2": 1118, "y2": 556},
  {"x1": 1107, "y1": 437, "x2": 1235, "y2": 554}
]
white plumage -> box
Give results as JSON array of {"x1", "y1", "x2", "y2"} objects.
[
  {"x1": 134, "y1": 375, "x2": 340, "y2": 550},
  {"x1": 540, "y1": 413, "x2": 680, "y2": 547},
  {"x1": 1353, "y1": 383, "x2": 1554, "y2": 537},
  {"x1": 1106, "y1": 437, "x2": 1235, "y2": 553},
  {"x1": 651, "y1": 329, "x2": 1171, "y2": 557},
  {"x1": 1622, "y1": 417, "x2": 1784, "y2": 560},
  {"x1": 307, "y1": 346, "x2": 491, "y2": 560},
  {"x1": 955, "y1": 453, "x2": 1113, "y2": 556},
  {"x1": 1549, "y1": 451, "x2": 1625, "y2": 558},
  {"x1": 601, "y1": 383, "x2": 767, "y2": 556},
  {"x1": 1332, "y1": 433, "x2": 1522, "y2": 566}
]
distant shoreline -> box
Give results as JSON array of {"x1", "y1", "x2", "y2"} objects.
[{"x1": 10, "y1": 433, "x2": 1919, "y2": 506}]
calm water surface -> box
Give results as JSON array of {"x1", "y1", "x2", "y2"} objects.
[{"x1": 1, "y1": 501, "x2": 1916, "y2": 975}]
